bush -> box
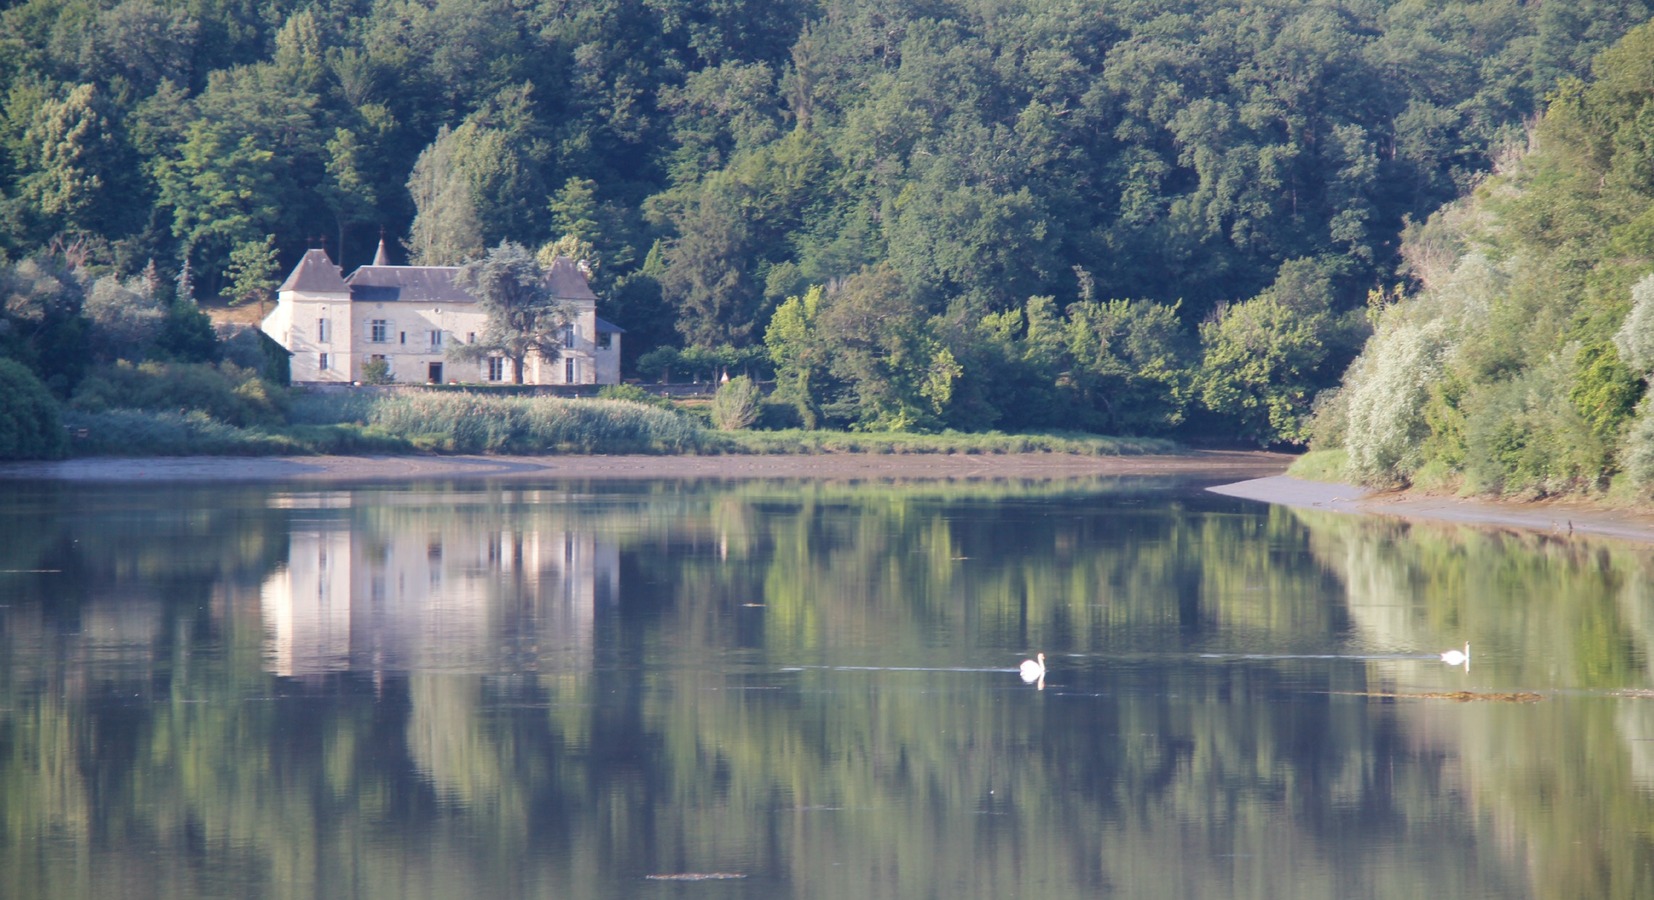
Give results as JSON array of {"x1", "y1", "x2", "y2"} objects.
[
  {"x1": 711, "y1": 376, "x2": 761, "y2": 430},
  {"x1": 70, "y1": 360, "x2": 286, "y2": 427},
  {"x1": 60, "y1": 408, "x2": 291, "y2": 456},
  {"x1": 361, "y1": 357, "x2": 393, "y2": 384},
  {"x1": 1618, "y1": 395, "x2": 1654, "y2": 491},
  {"x1": 0, "y1": 357, "x2": 67, "y2": 460}
]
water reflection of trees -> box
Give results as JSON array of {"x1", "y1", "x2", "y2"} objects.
[
  {"x1": 4, "y1": 481, "x2": 1652, "y2": 897},
  {"x1": 1292, "y1": 508, "x2": 1654, "y2": 900}
]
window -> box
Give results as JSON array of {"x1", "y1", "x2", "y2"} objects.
[
  {"x1": 487, "y1": 357, "x2": 505, "y2": 382},
  {"x1": 370, "y1": 319, "x2": 388, "y2": 342},
  {"x1": 562, "y1": 324, "x2": 576, "y2": 349},
  {"x1": 467, "y1": 332, "x2": 476, "y2": 344},
  {"x1": 597, "y1": 331, "x2": 612, "y2": 350},
  {"x1": 429, "y1": 329, "x2": 443, "y2": 349},
  {"x1": 318, "y1": 352, "x2": 330, "y2": 371},
  {"x1": 565, "y1": 358, "x2": 576, "y2": 383},
  {"x1": 399, "y1": 331, "x2": 406, "y2": 345},
  {"x1": 317, "y1": 318, "x2": 331, "y2": 343}
]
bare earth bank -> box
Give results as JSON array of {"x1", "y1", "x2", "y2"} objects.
[{"x1": 0, "y1": 450, "x2": 1294, "y2": 484}]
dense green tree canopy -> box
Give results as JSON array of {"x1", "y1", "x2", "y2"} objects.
[
  {"x1": 1, "y1": 0, "x2": 1651, "y2": 446},
  {"x1": 1328, "y1": 17, "x2": 1654, "y2": 496}
]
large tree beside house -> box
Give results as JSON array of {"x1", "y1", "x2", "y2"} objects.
[{"x1": 450, "y1": 242, "x2": 570, "y2": 384}]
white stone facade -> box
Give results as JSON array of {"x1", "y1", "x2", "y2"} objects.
[{"x1": 261, "y1": 244, "x2": 623, "y2": 385}]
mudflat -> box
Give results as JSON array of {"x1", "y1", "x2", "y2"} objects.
[
  {"x1": 0, "y1": 450, "x2": 1295, "y2": 484},
  {"x1": 1213, "y1": 475, "x2": 1654, "y2": 545},
  {"x1": 7, "y1": 451, "x2": 1654, "y2": 544}
]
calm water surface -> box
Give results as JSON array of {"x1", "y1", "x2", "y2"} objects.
[{"x1": 2, "y1": 474, "x2": 1652, "y2": 899}]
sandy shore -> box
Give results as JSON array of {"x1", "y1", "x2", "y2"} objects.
[{"x1": 6, "y1": 451, "x2": 1654, "y2": 544}]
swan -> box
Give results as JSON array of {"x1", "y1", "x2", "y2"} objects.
[
  {"x1": 1019, "y1": 652, "x2": 1046, "y2": 683},
  {"x1": 1441, "y1": 642, "x2": 1470, "y2": 669}
]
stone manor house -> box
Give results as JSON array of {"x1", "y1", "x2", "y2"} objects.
[{"x1": 261, "y1": 241, "x2": 623, "y2": 385}]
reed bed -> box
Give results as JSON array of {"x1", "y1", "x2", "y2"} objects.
[
  {"x1": 718, "y1": 429, "x2": 1178, "y2": 456},
  {"x1": 346, "y1": 391, "x2": 708, "y2": 454}
]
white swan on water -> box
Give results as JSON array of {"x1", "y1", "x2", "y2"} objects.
[
  {"x1": 1019, "y1": 652, "x2": 1046, "y2": 683},
  {"x1": 1441, "y1": 642, "x2": 1470, "y2": 670}
]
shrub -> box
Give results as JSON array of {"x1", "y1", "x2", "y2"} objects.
[
  {"x1": 70, "y1": 360, "x2": 286, "y2": 427},
  {"x1": 361, "y1": 357, "x2": 394, "y2": 384},
  {"x1": 1618, "y1": 395, "x2": 1654, "y2": 491},
  {"x1": 711, "y1": 376, "x2": 761, "y2": 430},
  {"x1": 0, "y1": 357, "x2": 67, "y2": 460},
  {"x1": 1339, "y1": 314, "x2": 1450, "y2": 486}
]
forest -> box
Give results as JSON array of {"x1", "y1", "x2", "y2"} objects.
[{"x1": 3, "y1": 0, "x2": 1654, "y2": 489}]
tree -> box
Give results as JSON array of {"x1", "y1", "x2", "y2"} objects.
[
  {"x1": 16, "y1": 83, "x2": 123, "y2": 238},
  {"x1": 764, "y1": 284, "x2": 826, "y2": 428},
  {"x1": 0, "y1": 357, "x2": 67, "y2": 460},
  {"x1": 84, "y1": 273, "x2": 166, "y2": 361},
  {"x1": 405, "y1": 125, "x2": 483, "y2": 265},
  {"x1": 710, "y1": 374, "x2": 761, "y2": 430},
  {"x1": 450, "y1": 242, "x2": 570, "y2": 383},
  {"x1": 153, "y1": 64, "x2": 327, "y2": 278},
  {"x1": 0, "y1": 255, "x2": 89, "y2": 395},
  {"x1": 224, "y1": 234, "x2": 279, "y2": 309},
  {"x1": 323, "y1": 128, "x2": 378, "y2": 264}
]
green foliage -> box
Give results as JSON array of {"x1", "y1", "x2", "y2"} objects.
[
  {"x1": 1061, "y1": 298, "x2": 1191, "y2": 434},
  {"x1": 224, "y1": 234, "x2": 279, "y2": 306},
  {"x1": 0, "y1": 357, "x2": 66, "y2": 460},
  {"x1": 635, "y1": 347, "x2": 683, "y2": 383},
  {"x1": 710, "y1": 374, "x2": 761, "y2": 430},
  {"x1": 360, "y1": 357, "x2": 393, "y2": 385},
  {"x1": 1198, "y1": 257, "x2": 1369, "y2": 446},
  {"x1": 70, "y1": 360, "x2": 285, "y2": 428},
  {"x1": 0, "y1": 0, "x2": 1650, "y2": 446},
  {"x1": 1328, "y1": 20, "x2": 1654, "y2": 495},
  {"x1": 596, "y1": 383, "x2": 662, "y2": 405},
  {"x1": 1615, "y1": 274, "x2": 1654, "y2": 375},
  {"x1": 82, "y1": 272, "x2": 165, "y2": 362},
  {"x1": 720, "y1": 428, "x2": 1176, "y2": 457},
  {"x1": 154, "y1": 299, "x2": 218, "y2": 363},
  {"x1": 0, "y1": 255, "x2": 89, "y2": 395},
  {"x1": 764, "y1": 285, "x2": 825, "y2": 428},
  {"x1": 353, "y1": 392, "x2": 707, "y2": 454},
  {"x1": 449, "y1": 242, "x2": 568, "y2": 383}
]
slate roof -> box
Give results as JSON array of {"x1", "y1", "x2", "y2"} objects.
[
  {"x1": 545, "y1": 256, "x2": 599, "y2": 301},
  {"x1": 280, "y1": 247, "x2": 603, "y2": 306},
  {"x1": 596, "y1": 316, "x2": 626, "y2": 334},
  {"x1": 346, "y1": 265, "x2": 473, "y2": 303},
  {"x1": 278, "y1": 249, "x2": 350, "y2": 294}
]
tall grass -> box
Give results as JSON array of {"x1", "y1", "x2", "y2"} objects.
[
  {"x1": 65, "y1": 387, "x2": 1187, "y2": 459},
  {"x1": 348, "y1": 391, "x2": 708, "y2": 454},
  {"x1": 717, "y1": 429, "x2": 1178, "y2": 456}
]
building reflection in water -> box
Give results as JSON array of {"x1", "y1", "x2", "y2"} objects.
[{"x1": 260, "y1": 491, "x2": 618, "y2": 677}]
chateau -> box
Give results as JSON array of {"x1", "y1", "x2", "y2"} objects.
[{"x1": 260, "y1": 241, "x2": 623, "y2": 385}]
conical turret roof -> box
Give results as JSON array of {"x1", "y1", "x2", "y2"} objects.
[{"x1": 278, "y1": 248, "x2": 349, "y2": 294}]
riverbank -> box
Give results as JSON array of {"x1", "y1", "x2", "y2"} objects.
[
  {"x1": 8, "y1": 450, "x2": 1654, "y2": 544},
  {"x1": 1213, "y1": 475, "x2": 1654, "y2": 544},
  {"x1": 0, "y1": 449, "x2": 1294, "y2": 484}
]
